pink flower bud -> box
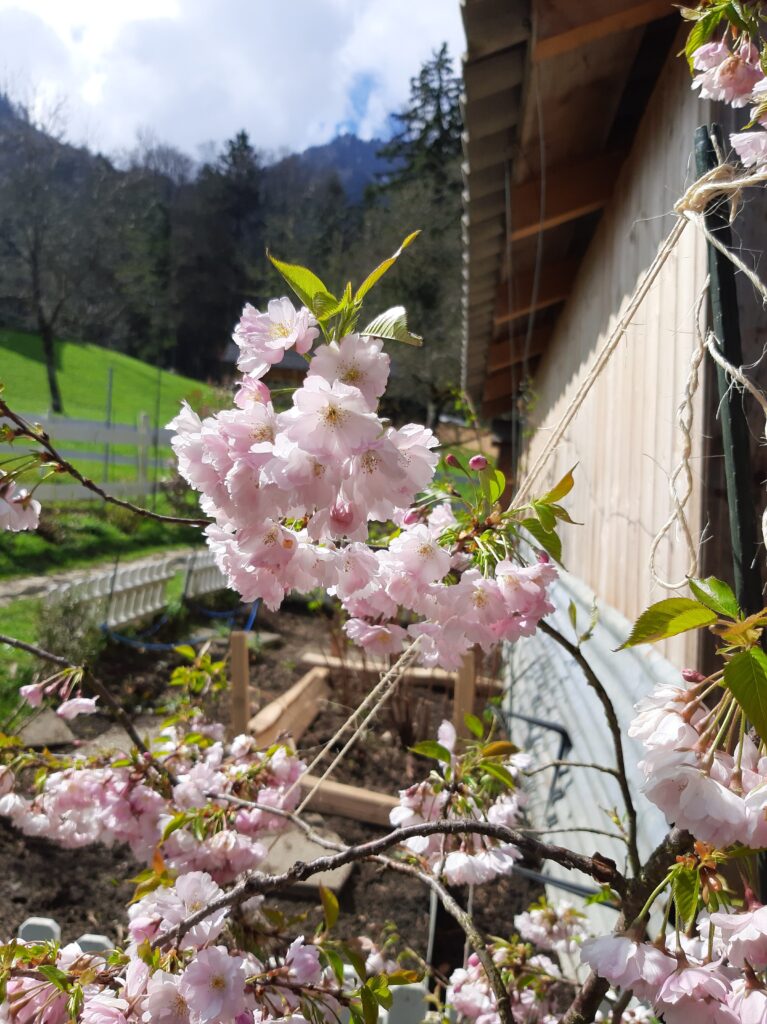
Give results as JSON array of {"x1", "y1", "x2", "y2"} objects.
[
  {"x1": 537, "y1": 551, "x2": 550, "y2": 563},
  {"x1": 402, "y1": 508, "x2": 421, "y2": 526},
  {"x1": 682, "y1": 668, "x2": 706, "y2": 683},
  {"x1": 445, "y1": 453, "x2": 460, "y2": 468},
  {"x1": 468, "y1": 455, "x2": 488, "y2": 471}
]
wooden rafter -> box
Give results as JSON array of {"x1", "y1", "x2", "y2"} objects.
[
  {"x1": 486, "y1": 326, "x2": 552, "y2": 374},
  {"x1": 494, "y1": 259, "x2": 577, "y2": 327},
  {"x1": 481, "y1": 359, "x2": 542, "y2": 419},
  {"x1": 508, "y1": 151, "x2": 624, "y2": 241},
  {"x1": 533, "y1": 0, "x2": 673, "y2": 62}
]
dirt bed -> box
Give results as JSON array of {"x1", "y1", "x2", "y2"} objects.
[{"x1": 0, "y1": 599, "x2": 540, "y2": 971}]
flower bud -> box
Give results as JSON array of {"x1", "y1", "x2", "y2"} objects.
[
  {"x1": 445, "y1": 453, "x2": 460, "y2": 468},
  {"x1": 402, "y1": 508, "x2": 421, "y2": 526},
  {"x1": 469, "y1": 455, "x2": 488, "y2": 471},
  {"x1": 681, "y1": 668, "x2": 706, "y2": 683}
]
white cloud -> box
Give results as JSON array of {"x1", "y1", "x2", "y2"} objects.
[{"x1": 0, "y1": 0, "x2": 465, "y2": 157}]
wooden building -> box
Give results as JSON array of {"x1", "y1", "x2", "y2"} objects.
[{"x1": 460, "y1": 0, "x2": 767, "y2": 890}]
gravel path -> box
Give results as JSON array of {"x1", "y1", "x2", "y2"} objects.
[{"x1": 0, "y1": 547, "x2": 198, "y2": 607}]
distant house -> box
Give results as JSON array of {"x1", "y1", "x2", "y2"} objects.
[
  {"x1": 221, "y1": 342, "x2": 308, "y2": 392},
  {"x1": 460, "y1": 0, "x2": 767, "y2": 890}
]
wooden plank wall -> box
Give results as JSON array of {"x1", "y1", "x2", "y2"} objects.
[{"x1": 519, "y1": 56, "x2": 710, "y2": 666}]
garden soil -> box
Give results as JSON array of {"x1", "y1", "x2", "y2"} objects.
[{"x1": 0, "y1": 600, "x2": 540, "y2": 973}]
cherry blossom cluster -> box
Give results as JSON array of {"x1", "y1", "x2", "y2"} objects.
[
  {"x1": 391, "y1": 721, "x2": 526, "y2": 885},
  {"x1": 630, "y1": 668, "x2": 767, "y2": 849},
  {"x1": 513, "y1": 898, "x2": 588, "y2": 955},
  {"x1": 689, "y1": 19, "x2": 767, "y2": 168},
  {"x1": 581, "y1": 925, "x2": 767, "y2": 1024},
  {"x1": 0, "y1": 728, "x2": 302, "y2": 882},
  {"x1": 168, "y1": 296, "x2": 557, "y2": 669},
  {"x1": 447, "y1": 943, "x2": 565, "y2": 1024},
  {"x1": 3, "y1": 928, "x2": 351, "y2": 1024}
]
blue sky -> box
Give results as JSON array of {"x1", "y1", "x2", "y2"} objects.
[{"x1": 0, "y1": 1, "x2": 465, "y2": 158}]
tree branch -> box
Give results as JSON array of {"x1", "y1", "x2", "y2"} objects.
[
  {"x1": 0, "y1": 400, "x2": 208, "y2": 527},
  {"x1": 153, "y1": 817, "x2": 625, "y2": 949},
  {"x1": 538, "y1": 620, "x2": 640, "y2": 876}
]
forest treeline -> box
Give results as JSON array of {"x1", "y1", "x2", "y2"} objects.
[{"x1": 0, "y1": 46, "x2": 463, "y2": 425}]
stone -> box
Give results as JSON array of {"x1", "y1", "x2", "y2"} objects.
[
  {"x1": 259, "y1": 827, "x2": 352, "y2": 892},
  {"x1": 18, "y1": 917, "x2": 61, "y2": 942},
  {"x1": 18, "y1": 709, "x2": 75, "y2": 748},
  {"x1": 76, "y1": 934, "x2": 113, "y2": 952}
]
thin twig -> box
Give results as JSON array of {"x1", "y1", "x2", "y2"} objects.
[
  {"x1": 376, "y1": 856, "x2": 513, "y2": 1024},
  {"x1": 524, "y1": 760, "x2": 620, "y2": 779},
  {"x1": 538, "y1": 621, "x2": 640, "y2": 877},
  {"x1": 0, "y1": 400, "x2": 207, "y2": 527},
  {"x1": 0, "y1": 632, "x2": 175, "y2": 784}
]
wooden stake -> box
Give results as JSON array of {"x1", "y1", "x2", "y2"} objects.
[
  {"x1": 229, "y1": 631, "x2": 250, "y2": 738},
  {"x1": 453, "y1": 651, "x2": 477, "y2": 737}
]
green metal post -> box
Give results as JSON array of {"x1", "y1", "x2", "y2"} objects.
[{"x1": 694, "y1": 123, "x2": 763, "y2": 616}]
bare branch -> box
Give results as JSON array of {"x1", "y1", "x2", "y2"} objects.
[
  {"x1": 0, "y1": 401, "x2": 208, "y2": 528},
  {"x1": 538, "y1": 620, "x2": 640, "y2": 876},
  {"x1": 153, "y1": 817, "x2": 625, "y2": 949}
]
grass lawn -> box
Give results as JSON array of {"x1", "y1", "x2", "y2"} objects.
[
  {"x1": 0, "y1": 496, "x2": 204, "y2": 579},
  {"x1": 0, "y1": 329, "x2": 217, "y2": 424}
]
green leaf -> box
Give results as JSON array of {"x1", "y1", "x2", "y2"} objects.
[
  {"x1": 724, "y1": 648, "x2": 767, "y2": 745},
  {"x1": 541, "y1": 465, "x2": 576, "y2": 503},
  {"x1": 478, "y1": 760, "x2": 516, "y2": 788},
  {"x1": 161, "y1": 812, "x2": 188, "y2": 841},
  {"x1": 521, "y1": 517, "x2": 562, "y2": 563},
  {"x1": 688, "y1": 577, "x2": 741, "y2": 620},
  {"x1": 672, "y1": 867, "x2": 700, "y2": 929},
  {"x1": 354, "y1": 231, "x2": 420, "y2": 303},
  {"x1": 532, "y1": 501, "x2": 556, "y2": 532},
  {"x1": 568, "y1": 600, "x2": 577, "y2": 632},
  {"x1": 321, "y1": 948, "x2": 345, "y2": 984},
  {"x1": 481, "y1": 740, "x2": 519, "y2": 758},
  {"x1": 386, "y1": 969, "x2": 423, "y2": 986},
  {"x1": 267, "y1": 252, "x2": 336, "y2": 313},
  {"x1": 341, "y1": 943, "x2": 368, "y2": 983},
  {"x1": 620, "y1": 598, "x2": 717, "y2": 649},
  {"x1": 484, "y1": 468, "x2": 506, "y2": 504},
  {"x1": 312, "y1": 291, "x2": 347, "y2": 321},
  {"x1": 360, "y1": 984, "x2": 380, "y2": 1024},
  {"x1": 174, "y1": 645, "x2": 197, "y2": 661},
  {"x1": 319, "y1": 884, "x2": 339, "y2": 931},
  {"x1": 368, "y1": 975, "x2": 393, "y2": 1009},
  {"x1": 363, "y1": 306, "x2": 423, "y2": 347},
  {"x1": 38, "y1": 965, "x2": 70, "y2": 992},
  {"x1": 464, "y1": 713, "x2": 484, "y2": 739},
  {"x1": 410, "y1": 740, "x2": 452, "y2": 763},
  {"x1": 684, "y1": 9, "x2": 723, "y2": 70}
]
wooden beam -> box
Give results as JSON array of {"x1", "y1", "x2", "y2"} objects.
[
  {"x1": 534, "y1": 0, "x2": 673, "y2": 62},
  {"x1": 298, "y1": 775, "x2": 397, "y2": 827},
  {"x1": 508, "y1": 151, "x2": 624, "y2": 242},
  {"x1": 481, "y1": 358, "x2": 542, "y2": 418},
  {"x1": 486, "y1": 326, "x2": 552, "y2": 374},
  {"x1": 228, "y1": 631, "x2": 250, "y2": 739},
  {"x1": 494, "y1": 259, "x2": 577, "y2": 327},
  {"x1": 248, "y1": 665, "x2": 329, "y2": 747}
]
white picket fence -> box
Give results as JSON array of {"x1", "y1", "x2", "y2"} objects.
[
  {"x1": 46, "y1": 550, "x2": 227, "y2": 630},
  {"x1": 1, "y1": 412, "x2": 175, "y2": 501}
]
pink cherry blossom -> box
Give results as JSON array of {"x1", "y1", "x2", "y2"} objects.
[
  {"x1": 732, "y1": 131, "x2": 767, "y2": 169},
  {"x1": 0, "y1": 474, "x2": 41, "y2": 532},
  {"x1": 308, "y1": 334, "x2": 390, "y2": 407},
  {"x1": 692, "y1": 40, "x2": 763, "y2": 107},
  {"x1": 179, "y1": 946, "x2": 248, "y2": 1024},
  {"x1": 56, "y1": 696, "x2": 99, "y2": 719},
  {"x1": 234, "y1": 299, "x2": 318, "y2": 378}
]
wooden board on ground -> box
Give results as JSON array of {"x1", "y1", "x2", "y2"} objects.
[
  {"x1": 248, "y1": 666, "x2": 329, "y2": 747},
  {"x1": 258, "y1": 826, "x2": 352, "y2": 892},
  {"x1": 298, "y1": 774, "x2": 397, "y2": 828},
  {"x1": 299, "y1": 651, "x2": 503, "y2": 695}
]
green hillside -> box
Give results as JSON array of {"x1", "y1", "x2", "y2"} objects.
[{"x1": 0, "y1": 330, "x2": 217, "y2": 424}]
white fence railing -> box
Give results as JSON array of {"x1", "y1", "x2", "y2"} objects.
[
  {"x1": 1, "y1": 412, "x2": 175, "y2": 502},
  {"x1": 46, "y1": 550, "x2": 227, "y2": 630},
  {"x1": 184, "y1": 550, "x2": 227, "y2": 599}
]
